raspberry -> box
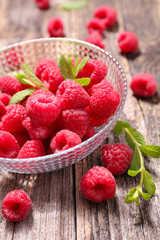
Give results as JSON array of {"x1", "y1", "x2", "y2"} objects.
[
  {"x1": 58, "y1": 109, "x2": 90, "y2": 138},
  {"x1": 87, "y1": 79, "x2": 113, "y2": 96},
  {"x1": 86, "y1": 18, "x2": 105, "y2": 34},
  {"x1": 1, "y1": 190, "x2": 31, "y2": 221},
  {"x1": 1, "y1": 104, "x2": 27, "y2": 133},
  {"x1": 0, "y1": 93, "x2": 11, "y2": 106},
  {"x1": 50, "y1": 129, "x2": 81, "y2": 153},
  {"x1": 22, "y1": 117, "x2": 55, "y2": 141},
  {"x1": 89, "y1": 88, "x2": 120, "y2": 119},
  {"x1": 82, "y1": 125, "x2": 96, "y2": 141},
  {"x1": 117, "y1": 31, "x2": 139, "y2": 53},
  {"x1": 12, "y1": 132, "x2": 30, "y2": 149},
  {"x1": 26, "y1": 89, "x2": 61, "y2": 126},
  {"x1": 0, "y1": 130, "x2": 19, "y2": 158},
  {"x1": 35, "y1": 59, "x2": 58, "y2": 79},
  {"x1": 85, "y1": 31, "x2": 105, "y2": 49},
  {"x1": 41, "y1": 66, "x2": 64, "y2": 93},
  {"x1": 4, "y1": 48, "x2": 23, "y2": 70},
  {"x1": 86, "y1": 106, "x2": 108, "y2": 127},
  {"x1": 47, "y1": 17, "x2": 64, "y2": 37},
  {"x1": 0, "y1": 101, "x2": 6, "y2": 118},
  {"x1": 17, "y1": 140, "x2": 45, "y2": 158},
  {"x1": 77, "y1": 59, "x2": 108, "y2": 85},
  {"x1": 34, "y1": 0, "x2": 50, "y2": 9},
  {"x1": 0, "y1": 75, "x2": 23, "y2": 95},
  {"x1": 130, "y1": 73, "x2": 157, "y2": 97},
  {"x1": 101, "y1": 143, "x2": 133, "y2": 175},
  {"x1": 80, "y1": 166, "x2": 116, "y2": 203},
  {"x1": 56, "y1": 79, "x2": 90, "y2": 110},
  {"x1": 94, "y1": 6, "x2": 117, "y2": 27}
]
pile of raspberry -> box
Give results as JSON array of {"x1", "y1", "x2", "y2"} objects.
[{"x1": 0, "y1": 58, "x2": 120, "y2": 159}]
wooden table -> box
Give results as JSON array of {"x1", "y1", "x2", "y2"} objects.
[{"x1": 0, "y1": 0, "x2": 160, "y2": 239}]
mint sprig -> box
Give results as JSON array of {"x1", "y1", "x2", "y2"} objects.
[
  {"x1": 58, "y1": 54, "x2": 90, "y2": 86},
  {"x1": 59, "y1": 1, "x2": 88, "y2": 11},
  {"x1": 113, "y1": 120, "x2": 160, "y2": 205},
  {"x1": 9, "y1": 63, "x2": 49, "y2": 104}
]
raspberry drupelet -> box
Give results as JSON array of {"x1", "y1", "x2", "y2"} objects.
[{"x1": 80, "y1": 166, "x2": 116, "y2": 203}]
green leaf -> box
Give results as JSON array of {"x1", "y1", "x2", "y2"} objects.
[
  {"x1": 127, "y1": 128, "x2": 146, "y2": 146},
  {"x1": 143, "y1": 169, "x2": 156, "y2": 196},
  {"x1": 140, "y1": 145, "x2": 160, "y2": 158},
  {"x1": 59, "y1": 1, "x2": 88, "y2": 11},
  {"x1": 75, "y1": 56, "x2": 89, "y2": 77},
  {"x1": 9, "y1": 88, "x2": 35, "y2": 104},
  {"x1": 125, "y1": 187, "x2": 139, "y2": 205},
  {"x1": 22, "y1": 63, "x2": 46, "y2": 88},
  {"x1": 59, "y1": 55, "x2": 74, "y2": 80},
  {"x1": 74, "y1": 78, "x2": 90, "y2": 86},
  {"x1": 74, "y1": 57, "x2": 79, "y2": 70},
  {"x1": 129, "y1": 147, "x2": 141, "y2": 171},
  {"x1": 113, "y1": 120, "x2": 131, "y2": 135},
  {"x1": 140, "y1": 191, "x2": 151, "y2": 201},
  {"x1": 128, "y1": 169, "x2": 142, "y2": 177},
  {"x1": 125, "y1": 131, "x2": 135, "y2": 150}
]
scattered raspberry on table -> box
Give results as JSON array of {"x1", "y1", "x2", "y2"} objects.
[
  {"x1": 34, "y1": 0, "x2": 50, "y2": 10},
  {"x1": 85, "y1": 31, "x2": 105, "y2": 49},
  {"x1": 117, "y1": 31, "x2": 139, "y2": 53},
  {"x1": 80, "y1": 166, "x2": 116, "y2": 203},
  {"x1": 94, "y1": 5, "x2": 117, "y2": 27},
  {"x1": 47, "y1": 17, "x2": 64, "y2": 37},
  {"x1": 101, "y1": 143, "x2": 133, "y2": 175},
  {"x1": 86, "y1": 18, "x2": 105, "y2": 34},
  {"x1": 1, "y1": 190, "x2": 31, "y2": 221},
  {"x1": 130, "y1": 73, "x2": 157, "y2": 97}
]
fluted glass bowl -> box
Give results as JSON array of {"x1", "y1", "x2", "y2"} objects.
[{"x1": 0, "y1": 38, "x2": 127, "y2": 174}]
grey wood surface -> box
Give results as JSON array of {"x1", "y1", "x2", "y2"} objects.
[{"x1": 0, "y1": 0, "x2": 160, "y2": 239}]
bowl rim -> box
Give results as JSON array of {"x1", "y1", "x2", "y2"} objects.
[{"x1": 0, "y1": 37, "x2": 127, "y2": 164}]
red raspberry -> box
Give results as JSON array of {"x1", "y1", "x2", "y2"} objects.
[
  {"x1": 1, "y1": 104, "x2": 27, "y2": 133},
  {"x1": 86, "y1": 106, "x2": 108, "y2": 127},
  {"x1": 58, "y1": 109, "x2": 90, "y2": 138},
  {"x1": 94, "y1": 6, "x2": 117, "y2": 27},
  {"x1": 41, "y1": 66, "x2": 64, "y2": 93},
  {"x1": 85, "y1": 31, "x2": 105, "y2": 49},
  {"x1": 86, "y1": 18, "x2": 105, "y2": 34},
  {"x1": 0, "y1": 93, "x2": 11, "y2": 105},
  {"x1": 47, "y1": 17, "x2": 64, "y2": 37},
  {"x1": 130, "y1": 73, "x2": 157, "y2": 97},
  {"x1": 34, "y1": 0, "x2": 50, "y2": 9},
  {"x1": 17, "y1": 140, "x2": 45, "y2": 158},
  {"x1": 77, "y1": 59, "x2": 108, "y2": 85},
  {"x1": 50, "y1": 129, "x2": 81, "y2": 153},
  {"x1": 0, "y1": 75, "x2": 23, "y2": 95},
  {"x1": 4, "y1": 48, "x2": 23, "y2": 70},
  {"x1": 117, "y1": 31, "x2": 139, "y2": 53},
  {"x1": 82, "y1": 125, "x2": 96, "y2": 141},
  {"x1": 26, "y1": 89, "x2": 61, "y2": 126},
  {"x1": 56, "y1": 79, "x2": 90, "y2": 110},
  {"x1": 101, "y1": 143, "x2": 133, "y2": 175},
  {"x1": 80, "y1": 166, "x2": 116, "y2": 203},
  {"x1": 87, "y1": 79, "x2": 113, "y2": 96},
  {"x1": 0, "y1": 101, "x2": 6, "y2": 118},
  {"x1": 22, "y1": 117, "x2": 56, "y2": 141},
  {"x1": 35, "y1": 59, "x2": 58, "y2": 79},
  {"x1": 12, "y1": 132, "x2": 30, "y2": 149},
  {"x1": 1, "y1": 190, "x2": 31, "y2": 221},
  {"x1": 0, "y1": 130, "x2": 19, "y2": 158},
  {"x1": 89, "y1": 88, "x2": 120, "y2": 119}
]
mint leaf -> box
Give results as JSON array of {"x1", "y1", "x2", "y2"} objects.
[
  {"x1": 22, "y1": 63, "x2": 46, "y2": 88},
  {"x1": 143, "y1": 170, "x2": 156, "y2": 196},
  {"x1": 75, "y1": 56, "x2": 89, "y2": 77},
  {"x1": 59, "y1": 55, "x2": 74, "y2": 80},
  {"x1": 140, "y1": 145, "x2": 160, "y2": 158},
  {"x1": 9, "y1": 88, "x2": 35, "y2": 104},
  {"x1": 74, "y1": 78, "x2": 90, "y2": 86},
  {"x1": 113, "y1": 120, "x2": 131, "y2": 135},
  {"x1": 125, "y1": 131, "x2": 135, "y2": 150},
  {"x1": 59, "y1": 1, "x2": 88, "y2": 10},
  {"x1": 74, "y1": 57, "x2": 79, "y2": 70},
  {"x1": 129, "y1": 147, "x2": 141, "y2": 171},
  {"x1": 128, "y1": 169, "x2": 142, "y2": 177},
  {"x1": 127, "y1": 128, "x2": 146, "y2": 146},
  {"x1": 125, "y1": 187, "x2": 139, "y2": 205}
]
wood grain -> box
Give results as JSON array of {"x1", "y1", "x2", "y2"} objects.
[{"x1": 0, "y1": 0, "x2": 160, "y2": 239}]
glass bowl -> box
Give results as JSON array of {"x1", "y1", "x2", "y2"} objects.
[{"x1": 0, "y1": 38, "x2": 127, "y2": 174}]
